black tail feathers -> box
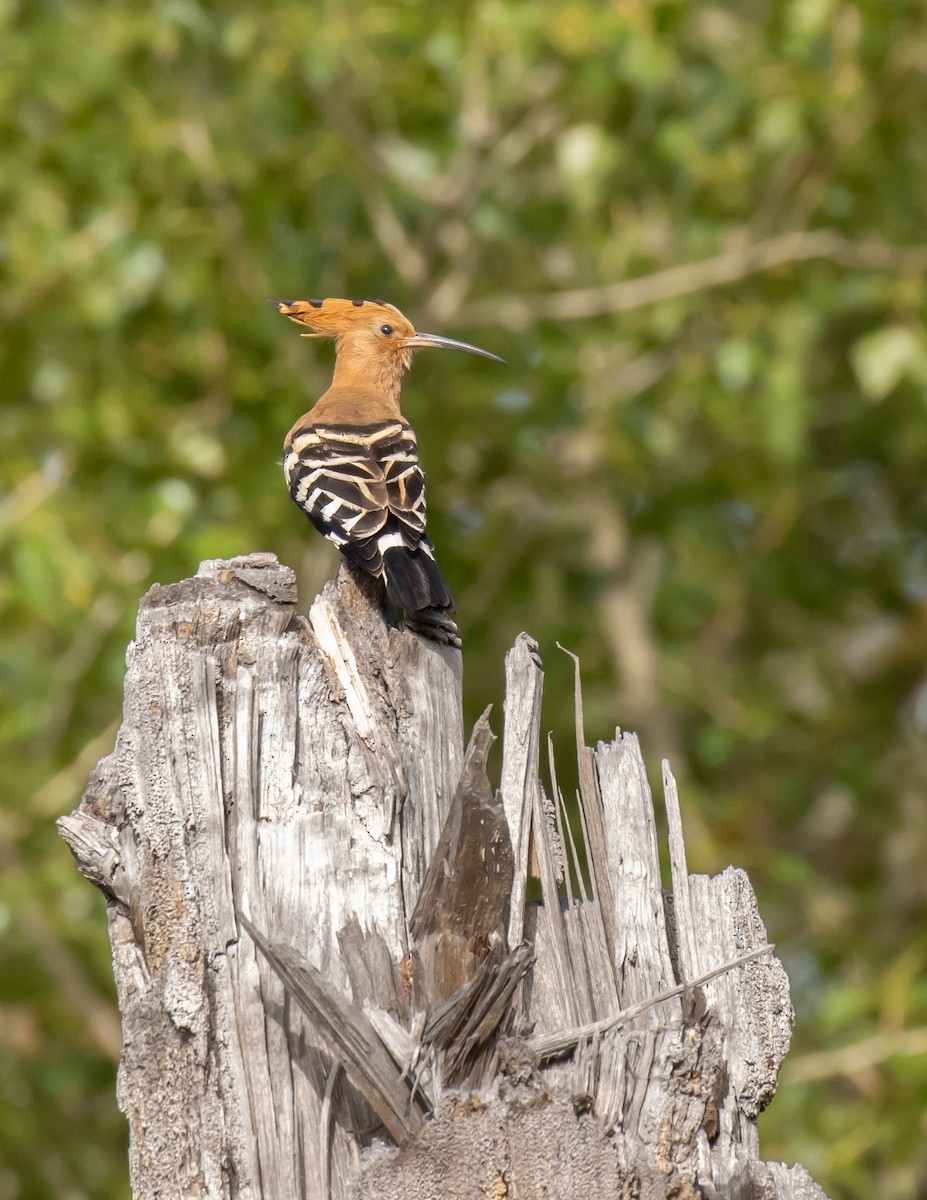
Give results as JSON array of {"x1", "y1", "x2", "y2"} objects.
[{"x1": 382, "y1": 546, "x2": 454, "y2": 614}]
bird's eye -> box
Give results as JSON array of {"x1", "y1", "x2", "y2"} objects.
[{"x1": 379, "y1": 324, "x2": 394, "y2": 336}]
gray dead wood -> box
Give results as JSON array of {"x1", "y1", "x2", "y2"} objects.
[{"x1": 60, "y1": 552, "x2": 828, "y2": 1200}]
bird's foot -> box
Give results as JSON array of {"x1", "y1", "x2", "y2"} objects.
[{"x1": 404, "y1": 607, "x2": 462, "y2": 649}]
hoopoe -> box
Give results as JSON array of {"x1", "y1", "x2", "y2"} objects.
[{"x1": 272, "y1": 298, "x2": 503, "y2": 645}]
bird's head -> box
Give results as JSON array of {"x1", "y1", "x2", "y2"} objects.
[{"x1": 271, "y1": 297, "x2": 503, "y2": 399}]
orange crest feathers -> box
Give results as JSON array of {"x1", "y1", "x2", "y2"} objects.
[{"x1": 270, "y1": 297, "x2": 409, "y2": 337}]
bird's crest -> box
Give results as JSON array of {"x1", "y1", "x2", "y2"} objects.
[
  {"x1": 270, "y1": 297, "x2": 410, "y2": 338},
  {"x1": 271, "y1": 297, "x2": 505, "y2": 365}
]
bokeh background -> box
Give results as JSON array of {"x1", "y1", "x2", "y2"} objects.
[{"x1": 3, "y1": 0, "x2": 927, "y2": 1196}]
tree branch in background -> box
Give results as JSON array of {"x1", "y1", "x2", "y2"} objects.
[
  {"x1": 358, "y1": 179, "x2": 430, "y2": 287},
  {"x1": 456, "y1": 230, "x2": 927, "y2": 329},
  {"x1": 787, "y1": 1026, "x2": 927, "y2": 1084}
]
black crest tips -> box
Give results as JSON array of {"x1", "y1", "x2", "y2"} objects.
[
  {"x1": 269, "y1": 298, "x2": 325, "y2": 310},
  {"x1": 351, "y1": 299, "x2": 365, "y2": 307}
]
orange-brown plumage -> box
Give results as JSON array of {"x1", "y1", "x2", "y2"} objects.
[
  {"x1": 274, "y1": 298, "x2": 415, "y2": 411},
  {"x1": 272, "y1": 297, "x2": 503, "y2": 644}
]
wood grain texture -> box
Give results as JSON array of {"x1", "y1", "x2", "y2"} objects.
[
  {"x1": 61, "y1": 553, "x2": 825, "y2": 1200},
  {"x1": 61, "y1": 555, "x2": 462, "y2": 1200},
  {"x1": 597, "y1": 731, "x2": 676, "y2": 1008},
  {"x1": 410, "y1": 710, "x2": 514, "y2": 1007},
  {"x1": 499, "y1": 633, "x2": 543, "y2": 950}
]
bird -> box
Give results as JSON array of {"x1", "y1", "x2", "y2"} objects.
[{"x1": 272, "y1": 297, "x2": 503, "y2": 645}]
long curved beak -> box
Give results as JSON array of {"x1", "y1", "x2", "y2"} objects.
[{"x1": 403, "y1": 332, "x2": 505, "y2": 363}]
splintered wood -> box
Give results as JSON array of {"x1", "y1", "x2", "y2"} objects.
[{"x1": 60, "y1": 554, "x2": 827, "y2": 1200}]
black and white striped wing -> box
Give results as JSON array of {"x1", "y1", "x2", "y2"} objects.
[
  {"x1": 284, "y1": 421, "x2": 427, "y2": 575},
  {"x1": 378, "y1": 431, "x2": 427, "y2": 548}
]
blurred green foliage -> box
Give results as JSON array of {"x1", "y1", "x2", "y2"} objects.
[{"x1": 3, "y1": 0, "x2": 927, "y2": 1195}]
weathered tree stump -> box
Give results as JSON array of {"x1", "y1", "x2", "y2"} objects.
[{"x1": 59, "y1": 552, "x2": 828, "y2": 1200}]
